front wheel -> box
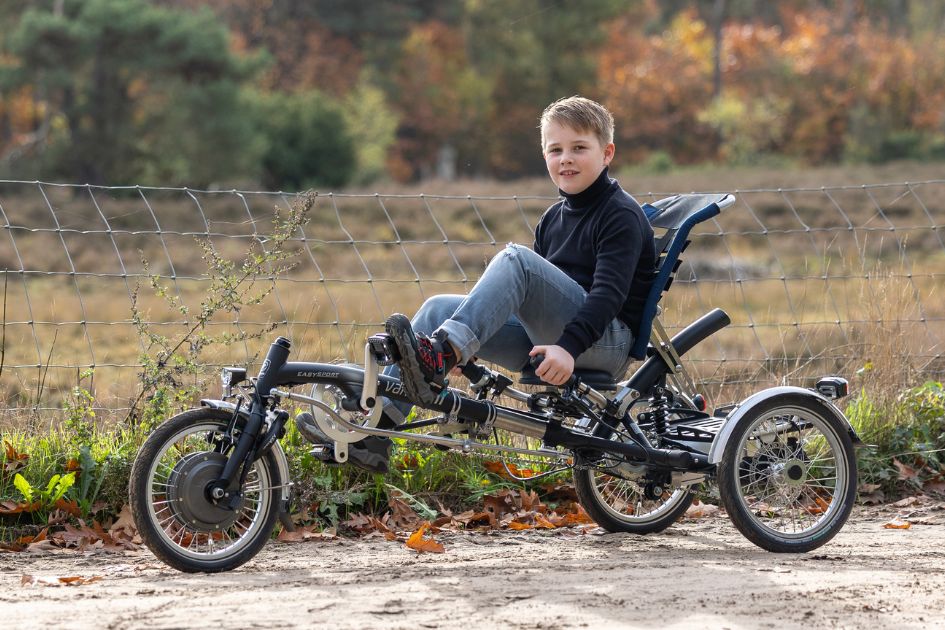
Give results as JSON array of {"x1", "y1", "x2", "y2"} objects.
[
  {"x1": 129, "y1": 408, "x2": 282, "y2": 572},
  {"x1": 717, "y1": 393, "x2": 857, "y2": 553}
]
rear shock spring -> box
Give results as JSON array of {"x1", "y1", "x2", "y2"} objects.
[{"x1": 650, "y1": 386, "x2": 672, "y2": 435}]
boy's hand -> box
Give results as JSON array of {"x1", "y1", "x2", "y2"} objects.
[{"x1": 529, "y1": 345, "x2": 574, "y2": 386}]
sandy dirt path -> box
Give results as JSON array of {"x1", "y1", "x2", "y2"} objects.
[{"x1": 1, "y1": 505, "x2": 943, "y2": 630}]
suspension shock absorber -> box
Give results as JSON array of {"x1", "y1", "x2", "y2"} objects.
[{"x1": 650, "y1": 386, "x2": 671, "y2": 435}]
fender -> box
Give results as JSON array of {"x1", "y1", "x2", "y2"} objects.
[
  {"x1": 706, "y1": 386, "x2": 864, "y2": 465},
  {"x1": 200, "y1": 399, "x2": 293, "y2": 516}
]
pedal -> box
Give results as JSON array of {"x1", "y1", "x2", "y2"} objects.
[
  {"x1": 308, "y1": 443, "x2": 341, "y2": 465},
  {"x1": 367, "y1": 333, "x2": 400, "y2": 366}
]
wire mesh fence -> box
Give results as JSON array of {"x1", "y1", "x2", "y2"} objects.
[{"x1": 0, "y1": 179, "x2": 942, "y2": 419}]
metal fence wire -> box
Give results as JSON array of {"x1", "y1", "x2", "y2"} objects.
[{"x1": 0, "y1": 179, "x2": 942, "y2": 416}]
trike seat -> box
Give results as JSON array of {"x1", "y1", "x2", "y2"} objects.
[{"x1": 518, "y1": 192, "x2": 734, "y2": 389}]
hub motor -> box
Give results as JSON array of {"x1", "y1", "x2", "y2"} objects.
[{"x1": 166, "y1": 451, "x2": 242, "y2": 530}]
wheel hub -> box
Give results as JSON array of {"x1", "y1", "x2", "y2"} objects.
[
  {"x1": 166, "y1": 452, "x2": 242, "y2": 530},
  {"x1": 774, "y1": 458, "x2": 808, "y2": 486}
]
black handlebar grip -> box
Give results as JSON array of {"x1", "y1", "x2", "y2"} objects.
[{"x1": 529, "y1": 353, "x2": 577, "y2": 387}]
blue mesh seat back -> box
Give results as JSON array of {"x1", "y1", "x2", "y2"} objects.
[{"x1": 628, "y1": 193, "x2": 730, "y2": 360}]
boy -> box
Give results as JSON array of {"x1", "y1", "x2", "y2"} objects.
[
  {"x1": 298, "y1": 96, "x2": 656, "y2": 471},
  {"x1": 386, "y1": 95, "x2": 656, "y2": 406}
]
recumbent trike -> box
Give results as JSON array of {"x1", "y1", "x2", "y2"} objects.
[{"x1": 129, "y1": 192, "x2": 863, "y2": 573}]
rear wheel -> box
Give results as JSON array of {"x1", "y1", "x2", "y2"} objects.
[
  {"x1": 574, "y1": 462, "x2": 693, "y2": 534},
  {"x1": 129, "y1": 408, "x2": 281, "y2": 572},
  {"x1": 573, "y1": 393, "x2": 697, "y2": 534},
  {"x1": 717, "y1": 393, "x2": 856, "y2": 553}
]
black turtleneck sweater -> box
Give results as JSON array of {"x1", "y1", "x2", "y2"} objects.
[{"x1": 533, "y1": 167, "x2": 656, "y2": 359}]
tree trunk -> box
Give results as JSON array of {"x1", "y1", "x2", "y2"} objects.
[{"x1": 711, "y1": 0, "x2": 726, "y2": 99}]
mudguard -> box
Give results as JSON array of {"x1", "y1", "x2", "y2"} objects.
[
  {"x1": 200, "y1": 399, "x2": 293, "y2": 524},
  {"x1": 706, "y1": 386, "x2": 864, "y2": 465}
]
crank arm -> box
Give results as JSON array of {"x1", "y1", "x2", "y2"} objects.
[{"x1": 272, "y1": 388, "x2": 569, "y2": 461}]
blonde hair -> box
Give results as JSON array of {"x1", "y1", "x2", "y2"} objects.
[{"x1": 539, "y1": 96, "x2": 614, "y2": 148}]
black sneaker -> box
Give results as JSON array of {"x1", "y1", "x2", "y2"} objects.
[
  {"x1": 385, "y1": 313, "x2": 458, "y2": 406},
  {"x1": 295, "y1": 412, "x2": 392, "y2": 474}
]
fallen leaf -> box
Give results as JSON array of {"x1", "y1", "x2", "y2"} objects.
[
  {"x1": 2, "y1": 441, "x2": 29, "y2": 475},
  {"x1": 107, "y1": 505, "x2": 139, "y2": 545},
  {"x1": 549, "y1": 504, "x2": 595, "y2": 527},
  {"x1": 21, "y1": 574, "x2": 103, "y2": 587},
  {"x1": 859, "y1": 487, "x2": 885, "y2": 505},
  {"x1": 481, "y1": 460, "x2": 535, "y2": 480},
  {"x1": 482, "y1": 492, "x2": 515, "y2": 522},
  {"x1": 892, "y1": 458, "x2": 921, "y2": 482},
  {"x1": 519, "y1": 490, "x2": 541, "y2": 512},
  {"x1": 277, "y1": 524, "x2": 337, "y2": 543},
  {"x1": 387, "y1": 497, "x2": 421, "y2": 531},
  {"x1": 0, "y1": 500, "x2": 42, "y2": 515},
  {"x1": 804, "y1": 496, "x2": 831, "y2": 515},
  {"x1": 533, "y1": 513, "x2": 556, "y2": 529},
  {"x1": 405, "y1": 522, "x2": 444, "y2": 554},
  {"x1": 883, "y1": 518, "x2": 911, "y2": 530},
  {"x1": 890, "y1": 496, "x2": 920, "y2": 508},
  {"x1": 453, "y1": 510, "x2": 494, "y2": 528},
  {"x1": 55, "y1": 498, "x2": 82, "y2": 517}
]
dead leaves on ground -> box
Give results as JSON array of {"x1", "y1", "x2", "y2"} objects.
[
  {"x1": 310, "y1": 487, "x2": 598, "y2": 555},
  {"x1": 878, "y1": 494, "x2": 945, "y2": 530},
  {"x1": 1, "y1": 504, "x2": 141, "y2": 553}
]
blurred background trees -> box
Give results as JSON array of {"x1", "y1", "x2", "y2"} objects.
[{"x1": 1, "y1": 0, "x2": 943, "y2": 188}]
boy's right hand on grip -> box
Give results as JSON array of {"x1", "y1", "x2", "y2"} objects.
[{"x1": 528, "y1": 347, "x2": 576, "y2": 387}]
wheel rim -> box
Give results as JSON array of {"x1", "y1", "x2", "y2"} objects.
[
  {"x1": 145, "y1": 422, "x2": 272, "y2": 562},
  {"x1": 732, "y1": 406, "x2": 848, "y2": 539}
]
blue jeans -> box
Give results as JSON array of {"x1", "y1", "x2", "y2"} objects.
[{"x1": 385, "y1": 244, "x2": 634, "y2": 412}]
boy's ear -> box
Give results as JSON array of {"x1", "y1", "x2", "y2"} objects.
[{"x1": 604, "y1": 142, "x2": 615, "y2": 165}]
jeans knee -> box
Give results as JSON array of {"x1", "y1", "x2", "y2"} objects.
[{"x1": 414, "y1": 294, "x2": 457, "y2": 333}]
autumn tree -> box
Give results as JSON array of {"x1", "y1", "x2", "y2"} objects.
[
  {"x1": 598, "y1": 8, "x2": 719, "y2": 165},
  {"x1": 388, "y1": 20, "x2": 490, "y2": 181}
]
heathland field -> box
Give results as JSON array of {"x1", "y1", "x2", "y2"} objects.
[{"x1": 1, "y1": 162, "x2": 943, "y2": 426}]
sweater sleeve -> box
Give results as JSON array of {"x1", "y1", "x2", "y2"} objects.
[{"x1": 555, "y1": 208, "x2": 644, "y2": 358}]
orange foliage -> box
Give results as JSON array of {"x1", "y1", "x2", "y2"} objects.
[
  {"x1": 406, "y1": 521, "x2": 445, "y2": 553},
  {"x1": 598, "y1": 9, "x2": 718, "y2": 165},
  {"x1": 598, "y1": 4, "x2": 945, "y2": 166}
]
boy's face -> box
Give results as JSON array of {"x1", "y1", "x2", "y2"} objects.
[{"x1": 542, "y1": 120, "x2": 615, "y2": 195}]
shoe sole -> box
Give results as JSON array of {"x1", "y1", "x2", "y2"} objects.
[
  {"x1": 385, "y1": 313, "x2": 441, "y2": 406},
  {"x1": 295, "y1": 413, "x2": 331, "y2": 444},
  {"x1": 297, "y1": 413, "x2": 391, "y2": 473}
]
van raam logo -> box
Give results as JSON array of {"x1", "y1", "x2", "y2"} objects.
[
  {"x1": 384, "y1": 381, "x2": 407, "y2": 397},
  {"x1": 297, "y1": 371, "x2": 340, "y2": 379},
  {"x1": 259, "y1": 359, "x2": 271, "y2": 378}
]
